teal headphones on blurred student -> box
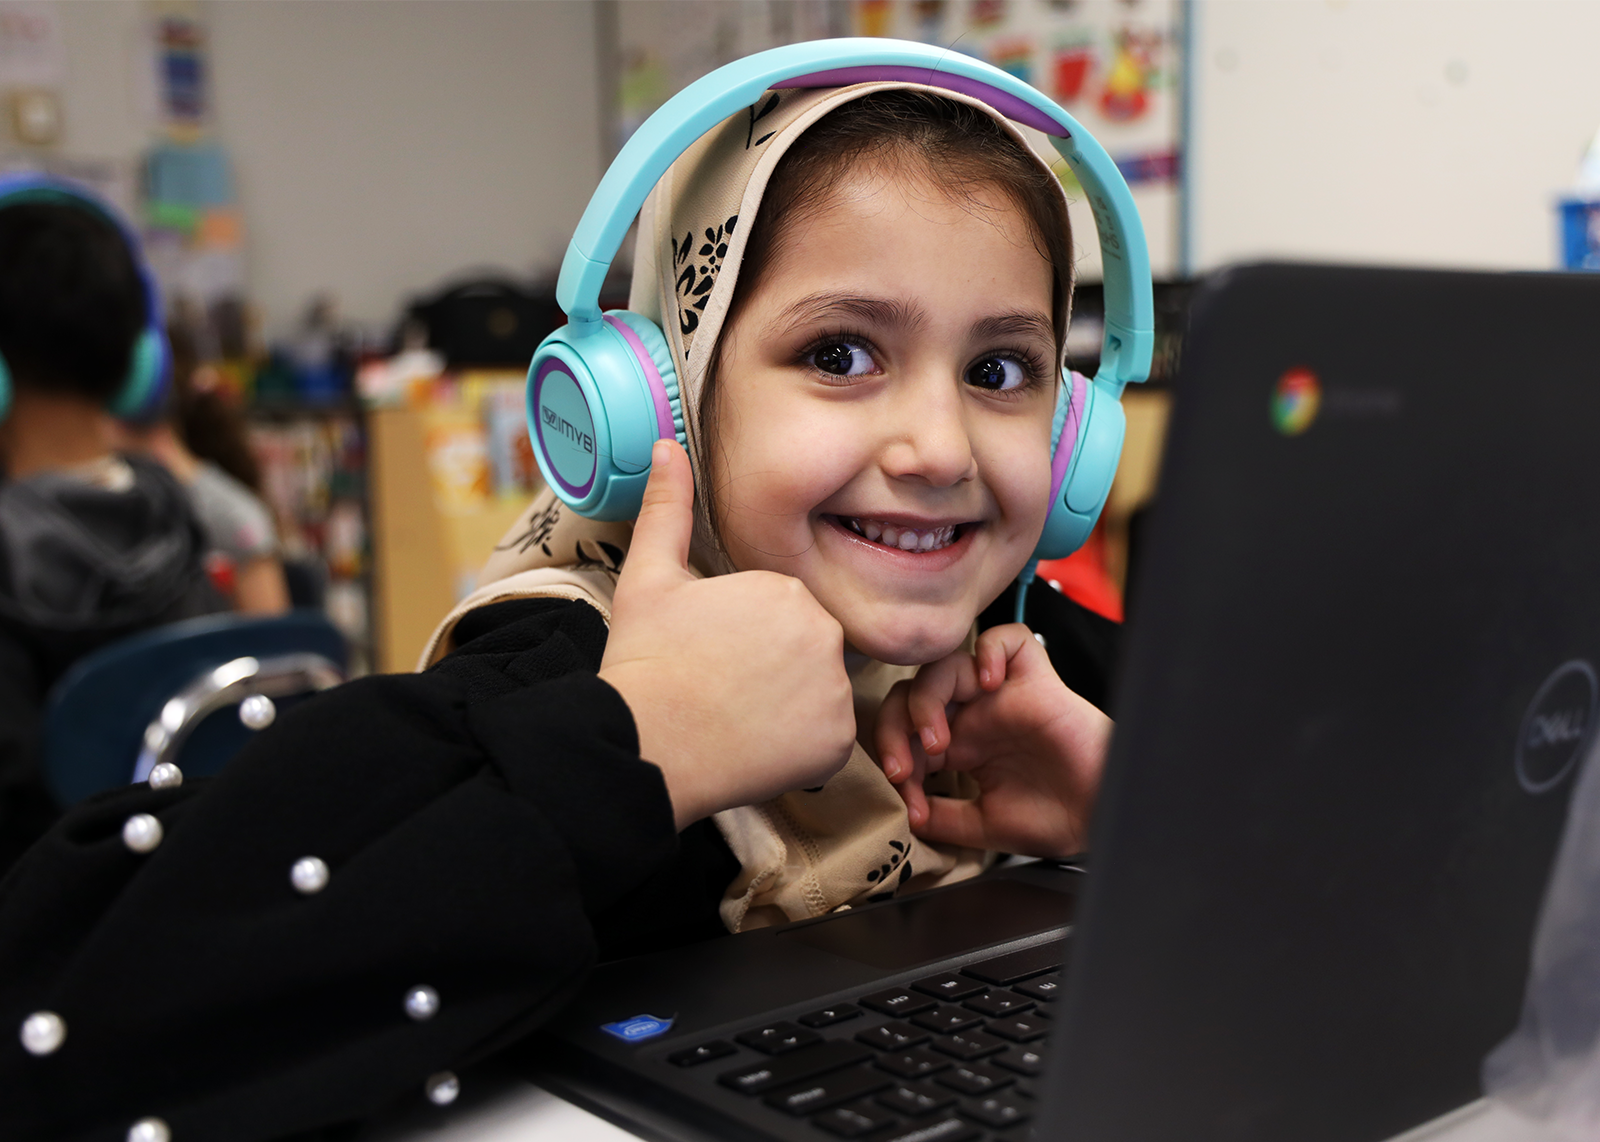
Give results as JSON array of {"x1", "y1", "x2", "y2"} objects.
[
  {"x1": 527, "y1": 39, "x2": 1153, "y2": 611},
  {"x1": 0, "y1": 174, "x2": 171, "y2": 424}
]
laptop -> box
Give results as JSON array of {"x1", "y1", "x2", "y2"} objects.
[{"x1": 521, "y1": 264, "x2": 1599, "y2": 1142}]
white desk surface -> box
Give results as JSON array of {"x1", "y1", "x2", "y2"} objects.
[{"x1": 371, "y1": 1077, "x2": 1569, "y2": 1142}]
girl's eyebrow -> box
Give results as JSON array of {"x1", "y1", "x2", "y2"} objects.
[
  {"x1": 770, "y1": 293, "x2": 925, "y2": 335},
  {"x1": 770, "y1": 293, "x2": 1053, "y2": 348},
  {"x1": 971, "y1": 312, "x2": 1055, "y2": 346}
]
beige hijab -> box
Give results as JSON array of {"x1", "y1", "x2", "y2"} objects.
[{"x1": 423, "y1": 82, "x2": 1066, "y2": 931}]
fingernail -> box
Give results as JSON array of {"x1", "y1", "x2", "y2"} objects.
[
  {"x1": 979, "y1": 667, "x2": 991, "y2": 686},
  {"x1": 651, "y1": 439, "x2": 670, "y2": 464},
  {"x1": 920, "y1": 726, "x2": 938, "y2": 752},
  {"x1": 885, "y1": 759, "x2": 902, "y2": 780}
]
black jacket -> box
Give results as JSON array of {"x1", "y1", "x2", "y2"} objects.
[
  {"x1": 0, "y1": 454, "x2": 225, "y2": 870},
  {"x1": 0, "y1": 586, "x2": 1115, "y2": 1142}
]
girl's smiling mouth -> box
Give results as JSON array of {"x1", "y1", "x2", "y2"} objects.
[{"x1": 828, "y1": 515, "x2": 976, "y2": 555}]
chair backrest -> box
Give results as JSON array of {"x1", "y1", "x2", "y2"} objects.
[{"x1": 43, "y1": 611, "x2": 348, "y2": 807}]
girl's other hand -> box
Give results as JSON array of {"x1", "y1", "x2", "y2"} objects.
[{"x1": 874, "y1": 624, "x2": 1111, "y2": 859}]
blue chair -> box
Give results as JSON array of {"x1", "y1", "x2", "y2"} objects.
[{"x1": 42, "y1": 611, "x2": 348, "y2": 807}]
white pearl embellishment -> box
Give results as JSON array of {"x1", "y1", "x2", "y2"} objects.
[
  {"x1": 238, "y1": 694, "x2": 276, "y2": 730},
  {"x1": 127, "y1": 1118, "x2": 171, "y2": 1142},
  {"x1": 405, "y1": 986, "x2": 440, "y2": 1021},
  {"x1": 425, "y1": 1070, "x2": 460, "y2": 1106},
  {"x1": 147, "y1": 762, "x2": 183, "y2": 790},
  {"x1": 20, "y1": 1010, "x2": 65, "y2": 1055},
  {"x1": 122, "y1": 814, "x2": 163, "y2": 853},
  {"x1": 290, "y1": 856, "x2": 329, "y2": 895}
]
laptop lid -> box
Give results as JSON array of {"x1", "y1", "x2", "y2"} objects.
[{"x1": 1040, "y1": 264, "x2": 1598, "y2": 1142}]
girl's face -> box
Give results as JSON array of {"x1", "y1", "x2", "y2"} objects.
[{"x1": 709, "y1": 165, "x2": 1058, "y2": 665}]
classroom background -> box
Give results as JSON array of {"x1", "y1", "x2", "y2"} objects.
[{"x1": 13, "y1": 0, "x2": 1596, "y2": 673}]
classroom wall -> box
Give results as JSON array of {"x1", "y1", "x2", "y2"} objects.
[
  {"x1": 40, "y1": 2, "x2": 605, "y2": 339},
  {"x1": 208, "y1": 0, "x2": 604, "y2": 337},
  {"x1": 48, "y1": 1, "x2": 1600, "y2": 330},
  {"x1": 1189, "y1": 0, "x2": 1600, "y2": 273}
]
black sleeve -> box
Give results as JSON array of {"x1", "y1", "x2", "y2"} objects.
[
  {"x1": 980, "y1": 580, "x2": 1122, "y2": 713},
  {"x1": 0, "y1": 599, "x2": 692, "y2": 1142},
  {"x1": 0, "y1": 629, "x2": 56, "y2": 873}
]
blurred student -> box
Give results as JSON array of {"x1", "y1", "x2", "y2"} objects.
[
  {"x1": 113, "y1": 361, "x2": 290, "y2": 615},
  {"x1": 0, "y1": 194, "x2": 224, "y2": 870}
]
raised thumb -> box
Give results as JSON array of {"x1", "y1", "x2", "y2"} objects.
[{"x1": 624, "y1": 439, "x2": 696, "y2": 583}]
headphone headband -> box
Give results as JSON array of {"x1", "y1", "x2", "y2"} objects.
[{"x1": 557, "y1": 37, "x2": 1153, "y2": 394}]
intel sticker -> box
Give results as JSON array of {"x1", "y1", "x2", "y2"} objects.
[{"x1": 600, "y1": 1014, "x2": 675, "y2": 1043}]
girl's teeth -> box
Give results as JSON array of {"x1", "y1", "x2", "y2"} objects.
[{"x1": 841, "y1": 518, "x2": 959, "y2": 552}]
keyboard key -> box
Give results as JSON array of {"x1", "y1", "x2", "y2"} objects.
[
  {"x1": 991, "y1": 1046, "x2": 1045, "y2": 1077},
  {"x1": 911, "y1": 972, "x2": 986, "y2": 1001},
  {"x1": 860, "y1": 987, "x2": 936, "y2": 1017},
  {"x1": 936, "y1": 1060, "x2": 1014, "y2": 1096},
  {"x1": 1013, "y1": 971, "x2": 1063, "y2": 1002},
  {"x1": 719, "y1": 1040, "x2": 872, "y2": 1095},
  {"x1": 986, "y1": 1014, "x2": 1049, "y2": 1043},
  {"x1": 962, "y1": 988, "x2": 1032, "y2": 1017},
  {"x1": 962, "y1": 943, "x2": 1063, "y2": 986},
  {"x1": 799, "y1": 1003, "x2": 863, "y2": 1028},
  {"x1": 763, "y1": 1065, "x2": 890, "y2": 1115},
  {"x1": 930, "y1": 1028, "x2": 1006, "y2": 1060},
  {"x1": 667, "y1": 1039, "x2": 736, "y2": 1067},
  {"x1": 961, "y1": 1091, "x2": 1033, "y2": 1128},
  {"x1": 876, "y1": 1114, "x2": 981, "y2": 1142},
  {"x1": 875, "y1": 1046, "x2": 952, "y2": 1079},
  {"x1": 856, "y1": 1020, "x2": 928, "y2": 1051},
  {"x1": 813, "y1": 1102, "x2": 897, "y2": 1138},
  {"x1": 910, "y1": 1004, "x2": 983, "y2": 1034},
  {"x1": 876, "y1": 1080, "x2": 956, "y2": 1117},
  {"x1": 736, "y1": 1020, "x2": 821, "y2": 1055}
]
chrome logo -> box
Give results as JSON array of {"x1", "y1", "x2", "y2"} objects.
[{"x1": 1272, "y1": 367, "x2": 1321, "y2": 435}]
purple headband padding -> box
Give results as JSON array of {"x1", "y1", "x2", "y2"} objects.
[
  {"x1": 1048, "y1": 371, "x2": 1090, "y2": 513},
  {"x1": 604, "y1": 315, "x2": 676, "y2": 442},
  {"x1": 773, "y1": 67, "x2": 1070, "y2": 138}
]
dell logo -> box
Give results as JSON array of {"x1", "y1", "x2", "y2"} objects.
[
  {"x1": 542, "y1": 404, "x2": 594, "y2": 454},
  {"x1": 1515, "y1": 660, "x2": 1597, "y2": 794},
  {"x1": 1526, "y1": 709, "x2": 1586, "y2": 750}
]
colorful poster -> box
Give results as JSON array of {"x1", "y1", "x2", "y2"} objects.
[{"x1": 614, "y1": 0, "x2": 1184, "y2": 274}]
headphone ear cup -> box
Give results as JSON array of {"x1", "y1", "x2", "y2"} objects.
[
  {"x1": 0, "y1": 352, "x2": 10, "y2": 423},
  {"x1": 605, "y1": 310, "x2": 686, "y2": 448},
  {"x1": 106, "y1": 327, "x2": 169, "y2": 419},
  {"x1": 527, "y1": 310, "x2": 686, "y2": 521},
  {"x1": 1033, "y1": 371, "x2": 1126, "y2": 562}
]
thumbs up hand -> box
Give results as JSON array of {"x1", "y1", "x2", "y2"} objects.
[{"x1": 599, "y1": 440, "x2": 857, "y2": 829}]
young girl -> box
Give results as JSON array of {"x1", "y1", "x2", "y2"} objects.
[
  {"x1": 0, "y1": 80, "x2": 1115, "y2": 1141},
  {"x1": 425, "y1": 81, "x2": 1114, "y2": 930}
]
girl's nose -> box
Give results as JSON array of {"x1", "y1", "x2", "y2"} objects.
[{"x1": 880, "y1": 388, "x2": 977, "y2": 488}]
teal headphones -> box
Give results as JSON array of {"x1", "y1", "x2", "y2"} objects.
[
  {"x1": 527, "y1": 39, "x2": 1153, "y2": 610},
  {"x1": 0, "y1": 174, "x2": 171, "y2": 424}
]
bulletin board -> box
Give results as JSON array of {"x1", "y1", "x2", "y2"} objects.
[{"x1": 614, "y1": 0, "x2": 1185, "y2": 279}]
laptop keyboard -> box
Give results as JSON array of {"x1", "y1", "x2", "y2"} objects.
[{"x1": 664, "y1": 940, "x2": 1064, "y2": 1140}]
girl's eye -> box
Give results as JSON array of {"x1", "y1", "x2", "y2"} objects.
[
  {"x1": 810, "y1": 341, "x2": 874, "y2": 377},
  {"x1": 966, "y1": 355, "x2": 1028, "y2": 392}
]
